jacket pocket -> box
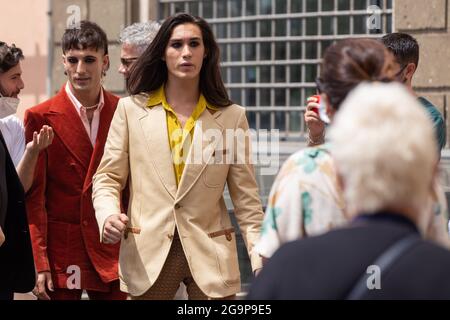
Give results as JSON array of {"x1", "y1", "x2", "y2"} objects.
[
  {"x1": 202, "y1": 164, "x2": 229, "y2": 188},
  {"x1": 210, "y1": 227, "x2": 241, "y2": 286}
]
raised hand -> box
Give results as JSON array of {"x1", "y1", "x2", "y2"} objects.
[{"x1": 26, "y1": 125, "x2": 54, "y2": 155}]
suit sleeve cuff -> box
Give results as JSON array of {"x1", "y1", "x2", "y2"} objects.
[
  {"x1": 250, "y1": 252, "x2": 263, "y2": 271},
  {"x1": 95, "y1": 210, "x2": 117, "y2": 242},
  {"x1": 35, "y1": 254, "x2": 50, "y2": 273}
]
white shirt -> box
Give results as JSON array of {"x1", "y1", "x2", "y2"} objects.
[
  {"x1": 0, "y1": 115, "x2": 26, "y2": 167},
  {"x1": 65, "y1": 82, "x2": 105, "y2": 146}
]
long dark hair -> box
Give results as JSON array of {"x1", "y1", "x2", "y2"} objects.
[
  {"x1": 127, "y1": 13, "x2": 232, "y2": 108},
  {"x1": 319, "y1": 38, "x2": 396, "y2": 111}
]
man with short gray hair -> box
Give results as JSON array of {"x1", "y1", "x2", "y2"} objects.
[{"x1": 118, "y1": 21, "x2": 160, "y2": 79}]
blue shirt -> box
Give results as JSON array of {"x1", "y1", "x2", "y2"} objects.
[{"x1": 418, "y1": 96, "x2": 446, "y2": 151}]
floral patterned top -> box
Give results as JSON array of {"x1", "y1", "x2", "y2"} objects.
[
  {"x1": 255, "y1": 144, "x2": 347, "y2": 259},
  {"x1": 256, "y1": 144, "x2": 450, "y2": 259}
]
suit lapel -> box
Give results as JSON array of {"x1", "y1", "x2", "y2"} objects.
[
  {"x1": 45, "y1": 88, "x2": 93, "y2": 171},
  {"x1": 83, "y1": 93, "x2": 117, "y2": 192},
  {"x1": 176, "y1": 109, "x2": 224, "y2": 201},
  {"x1": 139, "y1": 104, "x2": 178, "y2": 199}
]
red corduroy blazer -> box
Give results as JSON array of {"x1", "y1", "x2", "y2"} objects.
[{"x1": 24, "y1": 87, "x2": 123, "y2": 290}]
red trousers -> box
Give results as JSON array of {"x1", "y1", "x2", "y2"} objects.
[{"x1": 48, "y1": 280, "x2": 126, "y2": 300}]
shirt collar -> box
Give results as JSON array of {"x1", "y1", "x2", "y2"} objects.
[
  {"x1": 146, "y1": 85, "x2": 219, "y2": 113},
  {"x1": 65, "y1": 81, "x2": 105, "y2": 112},
  {"x1": 352, "y1": 210, "x2": 419, "y2": 234}
]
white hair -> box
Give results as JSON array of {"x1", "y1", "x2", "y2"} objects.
[
  {"x1": 329, "y1": 82, "x2": 437, "y2": 216},
  {"x1": 119, "y1": 21, "x2": 161, "y2": 54}
]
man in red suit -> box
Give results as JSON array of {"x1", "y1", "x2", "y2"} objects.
[{"x1": 24, "y1": 21, "x2": 126, "y2": 300}]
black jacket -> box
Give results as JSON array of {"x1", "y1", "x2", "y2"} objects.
[
  {"x1": 248, "y1": 211, "x2": 450, "y2": 299},
  {"x1": 0, "y1": 132, "x2": 35, "y2": 293}
]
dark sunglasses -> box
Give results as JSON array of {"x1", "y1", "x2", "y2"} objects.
[{"x1": 120, "y1": 57, "x2": 139, "y2": 67}]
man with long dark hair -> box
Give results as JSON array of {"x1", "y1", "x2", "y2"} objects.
[{"x1": 93, "y1": 13, "x2": 263, "y2": 300}]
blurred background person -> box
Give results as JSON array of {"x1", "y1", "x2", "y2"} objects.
[
  {"x1": 381, "y1": 32, "x2": 446, "y2": 152},
  {"x1": 306, "y1": 32, "x2": 446, "y2": 153},
  {"x1": 25, "y1": 21, "x2": 126, "y2": 300},
  {"x1": 0, "y1": 41, "x2": 26, "y2": 166},
  {"x1": 256, "y1": 38, "x2": 450, "y2": 265},
  {"x1": 381, "y1": 33, "x2": 449, "y2": 242},
  {"x1": 0, "y1": 124, "x2": 35, "y2": 300},
  {"x1": 0, "y1": 42, "x2": 53, "y2": 192},
  {"x1": 119, "y1": 20, "x2": 191, "y2": 300},
  {"x1": 248, "y1": 82, "x2": 450, "y2": 299},
  {"x1": 255, "y1": 39, "x2": 399, "y2": 263},
  {"x1": 0, "y1": 40, "x2": 54, "y2": 301},
  {"x1": 93, "y1": 13, "x2": 263, "y2": 300},
  {"x1": 0, "y1": 43, "x2": 38, "y2": 300}
]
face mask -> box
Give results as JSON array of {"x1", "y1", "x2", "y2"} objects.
[
  {"x1": 0, "y1": 96, "x2": 20, "y2": 118},
  {"x1": 318, "y1": 97, "x2": 331, "y2": 124}
]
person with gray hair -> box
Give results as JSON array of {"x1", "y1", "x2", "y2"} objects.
[
  {"x1": 118, "y1": 21, "x2": 160, "y2": 79},
  {"x1": 248, "y1": 82, "x2": 450, "y2": 299}
]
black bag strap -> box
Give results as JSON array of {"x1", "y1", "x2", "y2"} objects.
[{"x1": 346, "y1": 234, "x2": 421, "y2": 300}]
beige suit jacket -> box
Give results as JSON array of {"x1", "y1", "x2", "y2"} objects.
[{"x1": 93, "y1": 94, "x2": 264, "y2": 297}]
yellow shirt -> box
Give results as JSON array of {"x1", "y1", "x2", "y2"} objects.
[{"x1": 147, "y1": 86, "x2": 218, "y2": 185}]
